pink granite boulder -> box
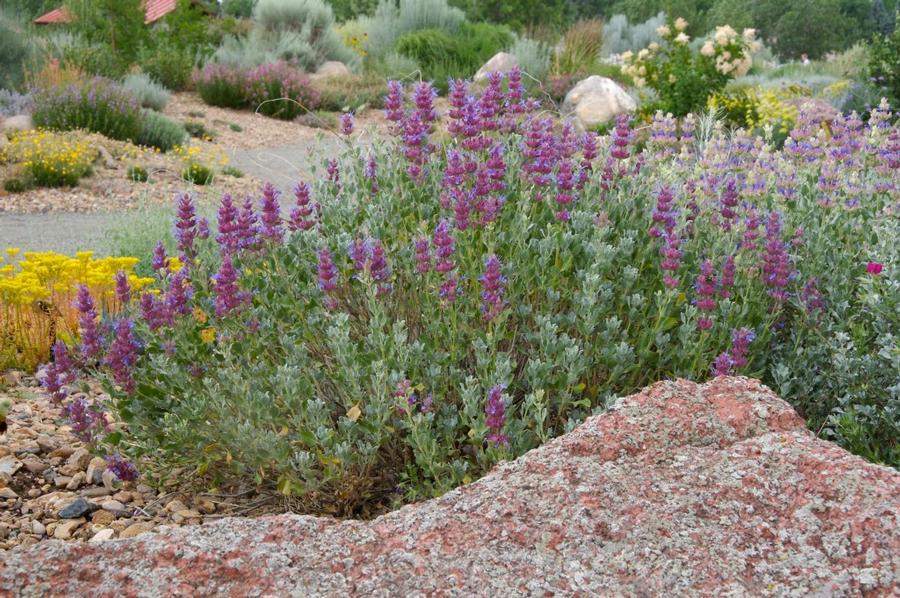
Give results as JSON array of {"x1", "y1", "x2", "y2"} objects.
[{"x1": 1, "y1": 377, "x2": 897, "y2": 596}]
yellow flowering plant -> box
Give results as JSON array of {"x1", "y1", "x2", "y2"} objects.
[
  {"x1": 172, "y1": 143, "x2": 228, "y2": 185},
  {"x1": 1, "y1": 129, "x2": 98, "y2": 188},
  {"x1": 622, "y1": 18, "x2": 759, "y2": 117},
  {"x1": 0, "y1": 249, "x2": 153, "y2": 371}
]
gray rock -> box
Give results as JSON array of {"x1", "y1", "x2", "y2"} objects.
[
  {"x1": 474, "y1": 52, "x2": 518, "y2": 82},
  {"x1": 58, "y1": 498, "x2": 98, "y2": 519},
  {"x1": 2, "y1": 114, "x2": 33, "y2": 135},
  {"x1": 312, "y1": 61, "x2": 351, "y2": 81},
  {"x1": 561, "y1": 75, "x2": 636, "y2": 130},
  {"x1": 1, "y1": 378, "x2": 897, "y2": 597},
  {"x1": 0, "y1": 455, "x2": 22, "y2": 477}
]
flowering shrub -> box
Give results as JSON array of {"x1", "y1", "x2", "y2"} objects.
[
  {"x1": 1, "y1": 129, "x2": 98, "y2": 188},
  {"x1": 31, "y1": 76, "x2": 143, "y2": 142},
  {"x1": 708, "y1": 87, "x2": 801, "y2": 141},
  {"x1": 0, "y1": 249, "x2": 151, "y2": 371},
  {"x1": 194, "y1": 62, "x2": 320, "y2": 119},
  {"x1": 42, "y1": 73, "x2": 900, "y2": 513},
  {"x1": 622, "y1": 18, "x2": 761, "y2": 117}
]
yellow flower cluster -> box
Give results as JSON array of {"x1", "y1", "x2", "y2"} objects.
[
  {"x1": 0, "y1": 249, "x2": 153, "y2": 371},
  {"x1": 2, "y1": 129, "x2": 97, "y2": 188},
  {"x1": 709, "y1": 87, "x2": 800, "y2": 135}
]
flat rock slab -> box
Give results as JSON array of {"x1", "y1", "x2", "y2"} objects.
[{"x1": 2, "y1": 377, "x2": 898, "y2": 596}]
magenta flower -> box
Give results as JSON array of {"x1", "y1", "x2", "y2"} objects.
[
  {"x1": 610, "y1": 114, "x2": 632, "y2": 160},
  {"x1": 236, "y1": 197, "x2": 261, "y2": 251},
  {"x1": 39, "y1": 341, "x2": 75, "y2": 404},
  {"x1": 165, "y1": 271, "x2": 193, "y2": 316},
  {"x1": 719, "y1": 256, "x2": 736, "y2": 298},
  {"x1": 659, "y1": 229, "x2": 682, "y2": 288},
  {"x1": 364, "y1": 154, "x2": 379, "y2": 194},
  {"x1": 761, "y1": 212, "x2": 791, "y2": 305},
  {"x1": 866, "y1": 262, "x2": 883, "y2": 275},
  {"x1": 384, "y1": 80, "x2": 405, "y2": 123},
  {"x1": 65, "y1": 397, "x2": 108, "y2": 444},
  {"x1": 432, "y1": 220, "x2": 456, "y2": 274},
  {"x1": 140, "y1": 291, "x2": 173, "y2": 331},
  {"x1": 485, "y1": 385, "x2": 508, "y2": 445},
  {"x1": 316, "y1": 248, "x2": 338, "y2": 309}
]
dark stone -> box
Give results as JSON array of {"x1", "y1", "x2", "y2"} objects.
[{"x1": 59, "y1": 498, "x2": 98, "y2": 519}]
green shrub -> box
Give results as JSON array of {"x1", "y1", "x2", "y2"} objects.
[
  {"x1": 60, "y1": 42, "x2": 129, "y2": 79},
  {"x1": 3, "y1": 178, "x2": 30, "y2": 193},
  {"x1": 127, "y1": 164, "x2": 149, "y2": 182},
  {"x1": 194, "y1": 64, "x2": 248, "y2": 108},
  {"x1": 135, "y1": 110, "x2": 187, "y2": 151},
  {"x1": 221, "y1": 165, "x2": 244, "y2": 177},
  {"x1": 395, "y1": 22, "x2": 513, "y2": 82},
  {"x1": 122, "y1": 73, "x2": 171, "y2": 112},
  {"x1": 317, "y1": 74, "x2": 388, "y2": 111},
  {"x1": 63, "y1": 0, "x2": 148, "y2": 65},
  {"x1": 31, "y1": 77, "x2": 143, "y2": 142},
  {"x1": 355, "y1": 0, "x2": 465, "y2": 61},
  {"x1": 181, "y1": 162, "x2": 214, "y2": 184},
  {"x1": 223, "y1": 0, "x2": 257, "y2": 18},
  {"x1": 139, "y1": 41, "x2": 196, "y2": 91},
  {"x1": 868, "y1": 22, "x2": 900, "y2": 108},
  {"x1": 0, "y1": 10, "x2": 37, "y2": 90},
  {"x1": 184, "y1": 120, "x2": 215, "y2": 139}
]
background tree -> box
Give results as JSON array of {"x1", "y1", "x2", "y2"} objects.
[{"x1": 63, "y1": 0, "x2": 149, "y2": 64}]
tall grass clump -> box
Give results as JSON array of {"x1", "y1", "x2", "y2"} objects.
[
  {"x1": 45, "y1": 74, "x2": 900, "y2": 515},
  {"x1": 122, "y1": 73, "x2": 171, "y2": 112},
  {"x1": 31, "y1": 76, "x2": 143, "y2": 142},
  {"x1": 551, "y1": 18, "x2": 604, "y2": 76},
  {"x1": 395, "y1": 22, "x2": 513, "y2": 83}
]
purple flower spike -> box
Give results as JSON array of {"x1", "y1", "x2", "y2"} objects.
[
  {"x1": 174, "y1": 193, "x2": 198, "y2": 260},
  {"x1": 105, "y1": 318, "x2": 139, "y2": 393},
  {"x1": 485, "y1": 385, "x2": 508, "y2": 445},
  {"x1": 114, "y1": 270, "x2": 131, "y2": 304},
  {"x1": 414, "y1": 237, "x2": 431, "y2": 274},
  {"x1": 385, "y1": 81, "x2": 405, "y2": 123},
  {"x1": 237, "y1": 197, "x2": 261, "y2": 251},
  {"x1": 288, "y1": 182, "x2": 316, "y2": 231},
  {"x1": 212, "y1": 255, "x2": 249, "y2": 317},
  {"x1": 695, "y1": 260, "x2": 717, "y2": 331},
  {"x1": 259, "y1": 183, "x2": 284, "y2": 244},
  {"x1": 151, "y1": 241, "x2": 169, "y2": 272},
  {"x1": 340, "y1": 112, "x2": 355, "y2": 135},
  {"x1": 75, "y1": 285, "x2": 103, "y2": 360},
  {"x1": 480, "y1": 254, "x2": 507, "y2": 322},
  {"x1": 216, "y1": 194, "x2": 240, "y2": 254},
  {"x1": 317, "y1": 247, "x2": 338, "y2": 300}
]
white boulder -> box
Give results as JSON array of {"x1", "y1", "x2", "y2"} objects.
[
  {"x1": 561, "y1": 76, "x2": 636, "y2": 130},
  {"x1": 474, "y1": 52, "x2": 518, "y2": 82}
]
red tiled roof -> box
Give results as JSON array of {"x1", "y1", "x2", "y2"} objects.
[
  {"x1": 144, "y1": 0, "x2": 178, "y2": 24},
  {"x1": 34, "y1": 7, "x2": 72, "y2": 24},
  {"x1": 34, "y1": 0, "x2": 179, "y2": 25}
]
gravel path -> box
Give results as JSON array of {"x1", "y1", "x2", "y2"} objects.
[
  {"x1": 1, "y1": 134, "x2": 371, "y2": 255},
  {"x1": 0, "y1": 213, "x2": 119, "y2": 255}
]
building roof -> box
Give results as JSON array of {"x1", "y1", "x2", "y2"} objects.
[{"x1": 35, "y1": 0, "x2": 181, "y2": 25}]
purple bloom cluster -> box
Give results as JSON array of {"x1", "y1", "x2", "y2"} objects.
[
  {"x1": 259, "y1": 183, "x2": 284, "y2": 243},
  {"x1": 694, "y1": 260, "x2": 718, "y2": 331},
  {"x1": 712, "y1": 328, "x2": 756, "y2": 376},
  {"x1": 761, "y1": 212, "x2": 792, "y2": 305},
  {"x1": 75, "y1": 285, "x2": 103, "y2": 360},
  {"x1": 317, "y1": 247, "x2": 339, "y2": 309},
  {"x1": 484, "y1": 385, "x2": 508, "y2": 445},
  {"x1": 105, "y1": 454, "x2": 140, "y2": 482},
  {"x1": 288, "y1": 182, "x2": 317, "y2": 231},
  {"x1": 212, "y1": 255, "x2": 250, "y2": 317},
  {"x1": 348, "y1": 237, "x2": 391, "y2": 292},
  {"x1": 114, "y1": 270, "x2": 131, "y2": 304},
  {"x1": 39, "y1": 341, "x2": 76, "y2": 404},
  {"x1": 340, "y1": 112, "x2": 355, "y2": 136},
  {"x1": 64, "y1": 397, "x2": 109, "y2": 445},
  {"x1": 174, "y1": 193, "x2": 198, "y2": 262},
  {"x1": 480, "y1": 255, "x2": 506, "y2": 322},
  {"x1": 105, "y1": 319, "x2": 139, "y2": 393}
]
